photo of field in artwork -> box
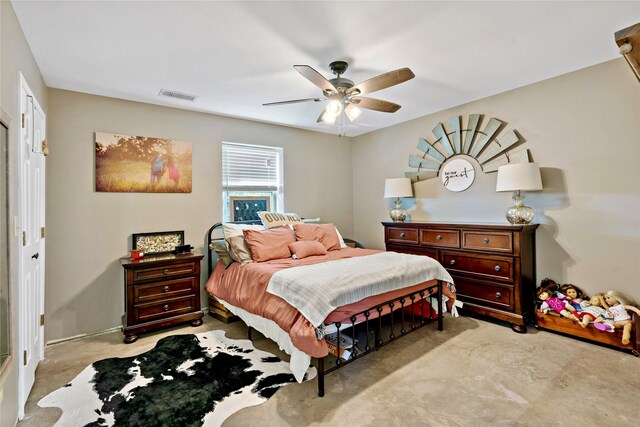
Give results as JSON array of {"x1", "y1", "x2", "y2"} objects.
[{"x1": 95, "y1": 133, "x2": 192, "y2": 193}]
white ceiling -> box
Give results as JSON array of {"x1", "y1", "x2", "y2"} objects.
[{"x1": 11, "y1": 1, "x2": 639, "y2": 137}]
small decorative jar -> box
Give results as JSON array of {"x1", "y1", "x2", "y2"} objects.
[{"x1": 129, "y1": 249, "x2": 144, "y2": 260}]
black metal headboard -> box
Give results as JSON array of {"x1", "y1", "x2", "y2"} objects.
[{"x1": 207, "y1": 220, "x2": 261, "y2": 276}]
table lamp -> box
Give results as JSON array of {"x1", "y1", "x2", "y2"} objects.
[
  {"x1": 495, "y1": 163, "x2": 543, "y2": 224},
  {"x1": 384, "y1": 178, "x2": 413, "y2": 222}
]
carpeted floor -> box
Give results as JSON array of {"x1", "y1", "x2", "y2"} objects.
[{"x1": 18, "y1": 314, "x2": 640, "y2": 426}]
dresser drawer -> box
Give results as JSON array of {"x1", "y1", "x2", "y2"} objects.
[
  {"x1": 443, "y1": 252, "x2": 514, "y2": 282},
  {"x1": 454, "y1": 276, "x2": 514, "y2": 311},
  {"x1": 130, "y1": 261, "x2": 197, "y2": 284},
  {"x1": 421, "y1": 229, "x2": 460, "y2": 248},
  {"x1": 387, "y1": 227, "x2": 419, "y2": 245},
  {"x1": 134, "y1": 296, "x2": 197, "y2": 323},
  {"x1": 462, "y1": 231, "x2": 513, "y2": 253},
  {"x1": 386, "y1": 244, "x2": 438, "y2": 260},
  {"x1": 133, "y1": 277, "x2": 196, "y2": 303}
]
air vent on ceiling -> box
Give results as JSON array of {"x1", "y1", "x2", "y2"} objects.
[{"x1": 158, "y1": 89, "x2": 198, "y2": 102}]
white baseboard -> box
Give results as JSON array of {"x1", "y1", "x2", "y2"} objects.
[
  {"x1": 46, "y1": 326, "x2": 121, "y2": 346},
  {"x1": 47, "y1": 308, "x2": 211, "y2": 346}
]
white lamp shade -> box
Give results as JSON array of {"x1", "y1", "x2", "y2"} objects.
[
  {"x1": 384, "y1": 178, "x2": 414, "y2": 198},
  {"x1": 496, "y1": 163, "x2": 543, "y2": 192}
]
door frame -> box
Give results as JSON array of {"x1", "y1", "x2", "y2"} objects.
[{"x1": 17, "y1": 73, "x2": 46, "y2": 418}]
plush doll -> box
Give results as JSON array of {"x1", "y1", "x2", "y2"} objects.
[
  {"x1": 559, "y1": 284, "x2": 587, "y2": 312},
  {"x1": 599, "y1": 291, "x2": 640, "y2": 345},
  {"x1": 536, "y1": 280, "x2": 578, "y2": 321}
]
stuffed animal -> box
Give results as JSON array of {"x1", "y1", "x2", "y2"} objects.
[
  {"x1": 536, "y1": 279, "x2": 578, "y2": 321},
  {"x1": 599, "y1": 291, "x2": 640, "y2": 345}
]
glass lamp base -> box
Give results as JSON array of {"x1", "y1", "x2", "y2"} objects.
[
  {"x1": 390, "y1": 208, "x2": 407, "y2": 222},
  {"x1": 506, "y1": 205, "x2": 535, "y2": 224},
  {"x1": 389, "y1": 198, "x2": 407, "y2": 222},
  {"x1": 505, "y1": 192, "x2": 534, "y2": 224}
]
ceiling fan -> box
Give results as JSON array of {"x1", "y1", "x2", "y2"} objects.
[{"x1": 263, "y1": 61, "x2": 415, "y2": 125}]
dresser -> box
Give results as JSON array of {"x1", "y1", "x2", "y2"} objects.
[
  {"x1": 383, "y1": 222, "x2": 538, "y2": 333},
  {"x1": 121, "y1": 252, "x2": 204, "y2": 343}
]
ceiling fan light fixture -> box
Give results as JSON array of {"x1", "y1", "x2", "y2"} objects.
[
  {"x1": 345, "y1": 104, "x2": 361, "y2": 122},
  {"x1": 319, "y1": 109, "x2": 337, "y2": 124},
  {"x1": 326, "y1": 99, "x2": 342, "y2": 117},
  {"x1": 265, "y1": 61, "x2": 414, "y2": 129}
]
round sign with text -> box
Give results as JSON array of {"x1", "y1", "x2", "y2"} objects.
[{"x1": 441, "y1": 158, "x2": 475, "y2": 192}]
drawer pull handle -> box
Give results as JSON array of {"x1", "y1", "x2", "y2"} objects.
[
  {"x1": 163, "y1": 304, "x2": 169, "y2": 311},
  {"x1": 436, "y1": 234, "x2": 442, "y2": 240},
  {"x1": 494, "y1": 265, "x2": 501, "y2": 272},
  {"x1": 163, "y1": 269, "x2": 170, "y2": 275},
  {"x1": 400, "y1": 233, "x2": 405, "y2": 238},
  {"x1": 483, "y1": 238, "x2": 489, "y2": 244},
  {"x1": 163, "y1": 286, "x2": 169, "y2": 293},
  {"x1": 449, "y1": 260, "x2": 456, "y2": 266},
  {"x1": 495, "y1": 292, "x2": 502, "y2": 299}
]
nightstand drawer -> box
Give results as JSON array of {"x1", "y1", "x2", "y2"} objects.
[
  {"x1": 443, "y1": 252, "x2": 514, "y2": 282},
  {"x1": 134, "y1": 296, "x2": 197, "y2": 323},
  {"x1": 455, "y1": 276, "x2": 514, "y2": 311},
  {"x1": 387, "y1": 227, "x2": 419, "y2": 245},
  {"x1": 421, "y1": 229, "x2": 459, "y2": 248},
  {"x1": 131, "y1": 261, "x2": 197, "y2": 284},
  {"x1": 462, "y1": 231, "x2": 513, "y2": 253},
  {"x1": 134, "y1": 278, "x2": 196, "y2": 303}
]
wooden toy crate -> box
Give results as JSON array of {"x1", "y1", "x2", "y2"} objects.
[{"x1": 534, "y1": 310, "x2": 639, "y2": 356}]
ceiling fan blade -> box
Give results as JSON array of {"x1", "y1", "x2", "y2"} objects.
[
  {"x1": 347, "y1": 67, "x2": 415, "y2": 95},
  {"x1": 350, "y1": 97, "x2": 401, "y2": 113},
  {"x1": 263, "y1": 97, "x2": 325, "y2": 106},
  {"x1": 294, "y1": 65, "x2": 338, "y2": 94}
]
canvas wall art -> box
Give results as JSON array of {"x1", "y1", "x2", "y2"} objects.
[{"x1": 95, "y1": 132, "x2": 192, "y2": 193}]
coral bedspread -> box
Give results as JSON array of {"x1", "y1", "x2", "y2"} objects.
[{"x1": 205, "y1": 248, "x2": 456, "y2": 358}]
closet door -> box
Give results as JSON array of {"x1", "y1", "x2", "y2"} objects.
[{"x1": 18, "y1": 74, "x2": 46, "y2": 419}]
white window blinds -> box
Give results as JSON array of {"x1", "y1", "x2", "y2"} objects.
[{"x1": 222, "y1": 142, "x2": 282, "y2": 192}]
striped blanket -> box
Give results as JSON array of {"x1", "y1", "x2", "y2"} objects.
[{"x1": 266, "y1": 252, "x2": 454, "y2": 328}]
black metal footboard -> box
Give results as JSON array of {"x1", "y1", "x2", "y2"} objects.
[{"x1": 315, "y1": 280, "x2": 443, "y2": 397}]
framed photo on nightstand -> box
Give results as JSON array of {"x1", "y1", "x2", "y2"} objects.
[{"x1": 131, "y1": 230, "x2": 184, "y2": 255}]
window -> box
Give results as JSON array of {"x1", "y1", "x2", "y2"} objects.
[{"x1": 222, "y1": 142, "x2": 283, "y2": 222}]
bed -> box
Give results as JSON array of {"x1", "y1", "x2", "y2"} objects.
[{"x1": 205, "y1": 221, "x2": 456, "y2": 396}]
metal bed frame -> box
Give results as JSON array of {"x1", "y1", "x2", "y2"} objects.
[{"x1": 206, "y1": 221, "x2": 443, "y2": 396}]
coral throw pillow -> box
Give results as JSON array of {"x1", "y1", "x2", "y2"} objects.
[
  {"x1": 243, "y1": 227, "x2": 295, "y2": 262},
  {"x1": 317, "y1": 223, "x2": 341, "y2": 251},
  {"x1": 289, "y1": 240, "x2": 328, "y2": 259},
  {"x1": 293, "y1": 223, "x2": 341, "y2": 251},
  {"x1": 292, "y1": 223, "x2": 320, "y2": 241}
]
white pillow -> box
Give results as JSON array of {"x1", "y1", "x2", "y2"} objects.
[
  {"x1": 334, "y1": 226, "x2": 348, "y2": 249},
  {"x1": 258, "y1": 211, "x2": 304, "y2": 229}
]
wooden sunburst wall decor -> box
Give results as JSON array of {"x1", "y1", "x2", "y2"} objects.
[{"x1": 406, "y1": 115, "x2": 531, "y2": 191}]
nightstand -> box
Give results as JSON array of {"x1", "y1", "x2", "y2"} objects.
[{"x1": 121, "y1": 252, "x2": 204, "y2": 343}]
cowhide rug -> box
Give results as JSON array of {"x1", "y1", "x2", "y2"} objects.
[{"x1": 38, "y1": 330, "x2": 316, "y2": 426}]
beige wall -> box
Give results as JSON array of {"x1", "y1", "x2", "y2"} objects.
[
  {"x1": 44, "y1": 89, "x2": 353, "y2": 342},
  {"x1": 352, "y1": 58, "x2": 640, "y2": 302},
  {"x1": 0, "y1": 1, "x2": 48, "y2": 425}
]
